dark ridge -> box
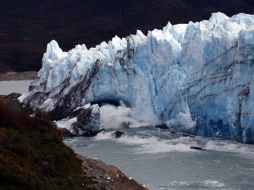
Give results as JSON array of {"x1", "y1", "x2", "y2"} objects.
[{"x1": 1, "y1": 0, "x2": 254, "y2": 72}]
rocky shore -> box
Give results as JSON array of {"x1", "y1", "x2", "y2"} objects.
[
  {"x1": 0, "y1": 94, "x2": 147, "y2": 190},
  {"x1": 79, "y1": 156, "x2": 147, "y2": 190}
]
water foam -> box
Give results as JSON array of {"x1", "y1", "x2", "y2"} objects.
[
  {"x1": 203, "y1": 139, "x2": 254, "y2": 156},
  {"x1": 93, "y1": 130, "x2": 254, "y2": 156},
  {"x1": 160, "y1": 180, "x2": 225, "y2": 189},
  {"x1": 94, "y1": 131, "x2": 115, "y2": 140},
  {"x1": 94, "y1": 131, "x2": 197, "y2": 154}
]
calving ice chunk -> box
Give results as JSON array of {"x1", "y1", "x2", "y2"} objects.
[{"x1": 21, "y1": 12, "x2": 254, "y2": 143}]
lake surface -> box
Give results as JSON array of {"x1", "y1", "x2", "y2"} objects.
[
  {"x1": 0, "y1": 80, "x2": 32, "y2": 95},
  {"x1": 65, "y1": 128, "x2": 254, "y2": 190}
]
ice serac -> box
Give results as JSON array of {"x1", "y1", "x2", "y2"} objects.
[{"x1": 22, "y1": 13, "x2": 254, "y2": 143}]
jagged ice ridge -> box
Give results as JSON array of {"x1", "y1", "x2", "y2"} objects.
[{"x1": 21, "y1": 12, "x2": 254, "y2": 143}]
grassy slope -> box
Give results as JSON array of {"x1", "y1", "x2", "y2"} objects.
[
  {"x1": 0, "y1": 101, "x2": 95, "y2": 190},
  {"x1": 1, "y1": 0, "x2": 254, "y2": 72}
]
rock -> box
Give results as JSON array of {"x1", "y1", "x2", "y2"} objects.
[
  {"x1": 114, "y1": 131, "x2": 125, "y2": 138},
  {"x1": 0, "y1": 93, "x2": 22, "y2": 110},
  {"x1": 155, "y1": 124, "x2": 169, "y2": 129},
  {"x1": 74, "y1": 104, "x2": 103, "y2": 136},
  {"x1": 79, "y1": 156, "x2": 148, "y2": 190},
  {"x1": 56, "y1": 104, "x2": 103, "y2": 137},
  {"x1": 0, "y1": 93, "x2": 20, "y2": 102},
  {"x1": 190, "y1": 146, "x2": 206, "y2": 151},
  {"x1": 181, "y1": 133, "x2": 195, "y2": 138},
  {"x1": 61, "y1": 128, "x2": 76, "y2": 138}
]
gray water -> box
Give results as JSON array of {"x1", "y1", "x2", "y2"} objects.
[
  {"x1": 0, "y1": 80, "x2": 32, "y2": 95},
  {"x1": 65, "y1": 128, "x2": 254, "y2": 190}
]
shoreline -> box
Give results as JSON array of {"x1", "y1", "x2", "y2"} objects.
[
  {"x1": 78, "y1": 155, "x2": 148, "y2": 190},
  {"x1": 0, "y1": 71, "x2": 37, "y2": 81}
]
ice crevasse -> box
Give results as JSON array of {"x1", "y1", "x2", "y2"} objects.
[{"x1": 21, "y1": 12, "x2": 254, "y2": 143}]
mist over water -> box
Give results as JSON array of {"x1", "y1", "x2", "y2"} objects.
[{"x1": 100, "y1": 103, "x2": 159, "y2": 129}]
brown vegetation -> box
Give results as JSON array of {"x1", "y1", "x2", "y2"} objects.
[{"x1": 0, "y1": 101, "x2": 95, "y2": 190}]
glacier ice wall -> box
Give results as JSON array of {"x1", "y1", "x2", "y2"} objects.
[{"x1": 22, "y1": 12, "x2": 254, "y2": 143}]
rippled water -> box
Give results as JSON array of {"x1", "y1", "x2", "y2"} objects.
[{"x1": 65, "y1": 128, "x2": 254, "y2": 190}]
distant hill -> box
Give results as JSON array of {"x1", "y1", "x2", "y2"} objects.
[{"x1": 1, "y1": 0, "x2": 254, "y2": 72}]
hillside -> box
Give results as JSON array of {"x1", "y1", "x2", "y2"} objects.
[
  {"x1": 0, "y1": 95, "x2": 147, "y2": 190},
  {"x1": 1, "y1": 0, "x2": 254, "y2": 72},
  {"x1": 0, "y1": 99, "x2": 95, "y2": 189}
]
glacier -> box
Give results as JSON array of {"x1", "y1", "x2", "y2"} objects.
[{"x1": 21, "y1": 12, "x2": 254, "y2": 143}]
